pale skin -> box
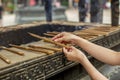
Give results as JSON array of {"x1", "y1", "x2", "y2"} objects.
[{"x1": 52, "y1": 32, "x2": 120, "y2": 80}]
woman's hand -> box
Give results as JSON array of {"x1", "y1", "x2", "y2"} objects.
[
  {"x1": 63, "y1": 46, "x2": 87, "y2": 63},
  {"x1": 52, "y1": 32, "x2": 80, "y2": 45}
]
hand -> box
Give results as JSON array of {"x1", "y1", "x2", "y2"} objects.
[
  {"x1": 63, "y1": 46, "x2": 87, "y2": 63},
  {"x1": 52, "y1": 32, "x2": 80, "y2": 45}
]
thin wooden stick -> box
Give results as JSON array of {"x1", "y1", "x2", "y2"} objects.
[
  {"x1": 0, "y1": 46, "x2": 24, "y2": 56},
  {"x1": 0, "y1": 54, "x2": 11, "y2": 64},
  {"x1": 9, "y1": 44, "x2": 54, "y2": 55},
  {"x1": 47, "y1": 31, "x2": 60, "y2": 35},
  {"x1": 43, "y1": 33, "x2": 55, "y2": 37},
  {"x1": 28, "y1": 32, "x2": 69, "y2": 48},
  {"x1": 28, "y1": 45, "x2": 62, "y2": 52}
]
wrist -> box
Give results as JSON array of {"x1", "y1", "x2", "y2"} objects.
[
  {"x1": 73, "y1": 36, "x2": 82, "y2": 45},
  {"x1": 78, "y1": 54, "x2": 88, "y2": 65},
  {"x1": 72, "y1": 36, "x2": 82, "y2": 44},
  {"x1": 74, "y1": 36, "x2": 88, "y2": 46}
]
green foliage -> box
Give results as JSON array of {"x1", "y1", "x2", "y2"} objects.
[
  {"x1": 61, "y1": 0, "x2": 68, "y2": 6},
  {"x1": 2, "y1": 0, "x2": 14, "y2": 13}
]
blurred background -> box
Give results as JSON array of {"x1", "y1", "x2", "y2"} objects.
[{"x1": 0, "y1": 0, "x2": 119, "y2": 26}]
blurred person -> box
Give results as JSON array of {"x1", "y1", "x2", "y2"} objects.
[
  {"x1": 30, "y1": 0, "x2": 36, "y2": 6},
  {"x1": 23, "y1": 0, "x2": 27, "y2": 7},
  {"x1": 103, "y1": 0, "x2": 107, "y2": 9},
  {"x1": 73, "y1": 0, "x2": 79, "y2": 9},
  {"x1": 41, "y1": 0, "x2": 45, "y2": 6},
  {"x1": 35, "y1": 0, "x2": 39, "y2": 6},
  {"x1": 85, "y1": 0, "x2": 90, "y2": 17},
  {"x1": 52, "y1": 32, "x2": 120, "y2": 80},
  {"x1": 78, "y1": 0, "x2": 87, "y2": 22},
  {"x1": 0, "y1": 0, "x2": 3, "y2": 26},
  {"x1": 54, "y1": 0, "x2": 61, "y2": 8},
  {"x1": 44, "y1": 0, "x2": 52, "y2": 22},
  {"x1": 90, "y1": 0, "x2": 102, "y2": 23}
]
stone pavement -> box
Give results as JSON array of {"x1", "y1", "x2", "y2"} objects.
[{"x1": 2, "y1": 8, "x2": 120, "y2": 27}]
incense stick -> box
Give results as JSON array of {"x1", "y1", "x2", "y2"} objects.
[
  {"x1": 43, "y1": 33, "x2": 55, "y2": 37},
  {"x1": 9, "y1": 44, "x2": 54, "y2": 55},
  {"x1": 0, "y1": 54, "x2": 11, "y2": 64},
  {"x1": 28, "y1": 32, "x2": 69, "y2": 48},
  {"x1": 28, "y1": 45, "x2": 62, "y2": 52},
  {"x1": 0, "y1": 46, "x2": 24, "y2": 56}
]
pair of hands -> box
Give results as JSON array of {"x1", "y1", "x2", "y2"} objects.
[
  {"x1": 52, "y1": 32, "x2": 87, "y2": 63},
  {"x1": 52, "y1": 32, "x2": 109, "y2": 80}
]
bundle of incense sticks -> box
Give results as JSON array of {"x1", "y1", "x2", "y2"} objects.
[
  {"x1": 9, "y1": 44, "x2": 54, "y2": 55},
  {"x1": 44, "y1": 32, "x2": 99, "y2": 37},
  {"x1": 0, "y1": 46, "x2": 24, "y2": 56},
  {"x1": 28, "y1": 32, "x2": 69, "y2": 48},
  {"x1": 0, "y1": 54, "x2": 11, "y2": 64},
  {"x1": 43, "y1": 32, "x2": 98, "y2": 40},
  {"x1": 28, "y1": 45, "x2": 62, "y2": 52},
  {"x1": 46, "y1": 31, "x2": 101, "y2": 36},
  {"x1": 93, "y1": 27, "x2": 119, "y2": 32},
  {"x1": 80, "y1": 29, "x2": 108, "y2": 36},
  {"x1": 73, "y1": 26, "x2": 120, "y2": 35}
]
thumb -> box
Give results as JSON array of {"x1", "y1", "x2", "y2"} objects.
[{"x1": 63, "y1": 47, "x2": 68, "y2": 54}]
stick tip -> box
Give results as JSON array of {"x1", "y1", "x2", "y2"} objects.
[{"x1": 6, "y1": 59, "x2": 11, "y2": 64}]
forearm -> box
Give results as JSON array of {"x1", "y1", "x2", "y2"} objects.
[
  {"x1": 81, "y1": 58, "x2": 108, "y2": 80},
  {"x1": 74, "y1": 37, "x2": 119, "y2": 65}
]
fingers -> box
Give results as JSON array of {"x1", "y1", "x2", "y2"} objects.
[
  {"x1": 63, "y1": 47, "x2": 68, "y2": 54},
  {"x1": 52, "y1": 32, "x2": 67, "y2": 43},
  {"x1": 54, "y1": 37, "x2": 64, "y2": 42},
  {"x1": 62, "y1": 47, "x2": 67, "y2": 57},
  {"x1": 63, "y1": 47, "x2": 75, "y2": 61},
  {"x1": 52, "y1": 33, "x2": 64, "y2": 41},
  {"x1": 63, "y1": 47, "x2": 72, "y2": 56},
  {"x1": 63, "y1": 46, "x2": 86, "y2": 62}
]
